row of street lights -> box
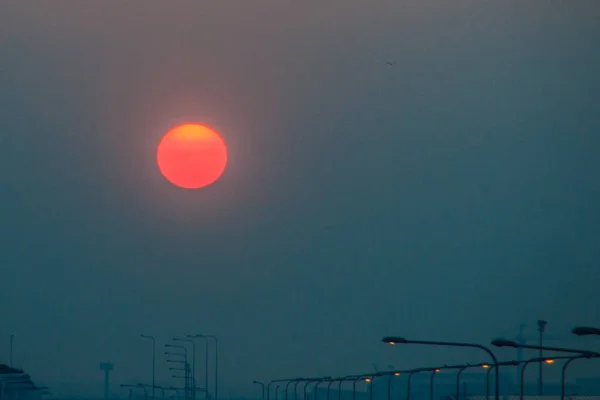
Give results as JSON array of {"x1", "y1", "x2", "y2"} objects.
[
  {"x1": 125, "y1": 334, "x2": 219, "y2": 400},
  {"x1": 255, "y1": 325, "x2": 600, "y2": 400}
]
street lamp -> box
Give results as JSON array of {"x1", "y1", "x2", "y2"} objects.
[
  {"x1": 516, "y1": 357, "x2": 569, "y2": 400},
  {"x1": 267, "y1": 379, "x2": 300, "y2": 400},
  {"x1": 324, "y1": 378, "x2": 343, "y2": 400},
  {"x1": 313, "y1": 377, "x2": 333, "y2": 400},
  {"x1": 382, "y1": 337, "x2": 500, "y2": 400},
  {"x1": 353, "y1": 375, "x2": 375, "y2": 400},
  {"x1": 560, "y1": 354, "x2": 598, "y2": 400},
  {"x1": 293, "y1": 378, "x2": 325, "y2": 400},
  {"x1": 287, "y1": 379, "x2": 302, "y2": 400},
  {"x1": 385, "y1": 372, "x2": 402, "y2": 400},
  {"x1": 292, "y1": 378, "x2": 331, "y2": 400},
  {"x1": 253, "y1": 381, "x2": 265, "y2": 400},
  {"x1": 189, "y1": 334, "x2": 218, "y2": 400},
  {"x1": 421, "y1": 364, "x2": 473, "y2": 400},
  {"x1": 141, "y1": 334, "x2": 156, "y2": 399},
  {"x1": 303, "y1": 377, "x2": 331, "y2": 400},
  {"x1": 492, "y1": 339, "x2": 600, "y2": 400},
  {"x1": 174, "y1": 338, "x2": 197, "y2": 400},
  {"x1": 483, "y1": 361, "x2": 520, "y2": 400},
  {"x1": 490, "y1": 339, "x2": 600, "y2": 356},
  {"x1": 536, "y1": 320, "x2": 547, "y2": 395},
  {"x1": 572, "y1": 327, "x2": 600, "y2": 336},
  {"x1": 166, "y1": 345, "x2": 189, "y2": 400},
  {"x1": 9, "y1": 335, "x2": 14, "y2": 367}
]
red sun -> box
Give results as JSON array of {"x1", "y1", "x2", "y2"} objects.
[{"x1": 157, "y1": 124, "x2": 228, "y2": 189}]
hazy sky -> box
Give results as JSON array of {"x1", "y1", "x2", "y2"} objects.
[{"x1": 1, "y1": 0, "x2": 599, "y2": 397}]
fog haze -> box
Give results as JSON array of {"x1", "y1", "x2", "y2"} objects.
[{"x1": 1, "y1": 0, "x2": 599, "y2": 396}]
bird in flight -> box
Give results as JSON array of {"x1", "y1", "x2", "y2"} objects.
[{"x1": 385, "y1": 61, "x2": 397, "y2": 66}]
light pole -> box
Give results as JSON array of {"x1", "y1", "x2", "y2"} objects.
[
  {"x1": 492, "y1": 340, "x2": 600, "y2": 400},
  {"x1": 171, "y1": 369, "x2": 191, "y2": 400},
  {"x1": 403, "y1": 369, "x2": 423, "y2": 400},
  {"x1": 202, "y1": 335, "x2": 219, "y2": 400},
  {"x1": 188, "y1": 335, "x2": 211, "y2": 400},
  {"x1": 387, "y1": 372, "x2": 401, "y2": 400},
  {"x1": 382, "y1": 337, "x2": 501, "y2": 400},
  {"x1": 560, "y1": 354, "x2": 598, "y2": 400},
  {"x1": 537, "y1": 320, "x2": 547, "y2": 395},
  {"x1": 325, "y1": 378, "x2": 341, "y2": 400},
  {"x1": 253, "y1": 381, "x2": 265, "y2": 400},
  {"x1": 491, "y1": 339, "x2": 600, "y2": 357},
  {"x1": 423, "y1": 365, "x2": 465, "y2": 400},
  {"x1": 313, "y1": 378, "x2": 332, "y2": 400},
  {"x1": 207, "y1": 336, "x2": 218, "y2": 400},
  {"x1": 166, "y1": 345, "x2": 189, "y2": 400},
  {"x1": 175, "y1": 339, "x2": 197, "y2": 400},
  {"x1": 517, "y1": 357, "x2": 567, "y2": 400},
  {"x1": 429, "y1": 370, "x2": 438, "y2": 400},
  {"x1": 141, "y1": 335, "x2": 156, "y2": 399},
  {"x1": 483, "y1": 361, "x2": 520, "y2": 400},
  {"x1": 335, "y1": 375, "x2": 359, "y2": 400},
  {"x1": 286, "y1": 379, "x2": 300, "y2": 400},
  {"x1": 348, "y1": 376, "x2": 373, "y2": 400},
  {"x1": 268, "y1": 379, "x2": 300, "y2": 400},
  {"x1": 455, "y1": 365, "x2": 473, "y2": 400},
  {"x1": 304, "y1": 378, "x2": 331, "y2": 400},
  {"x1": 9, "y1": 335, "x2": 14, "y2": 367}
]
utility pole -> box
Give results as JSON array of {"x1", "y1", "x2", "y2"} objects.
[
  {"x1": 141, "y1": 335, "x2": 156, "y2": 399},
  {"x1": 537, "y1": 320, "x2": 548, "y2": 395}
]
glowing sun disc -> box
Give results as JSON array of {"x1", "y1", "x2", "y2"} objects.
[{"x1": 156, "y1": 124, "x2": 228, "y2": 189}]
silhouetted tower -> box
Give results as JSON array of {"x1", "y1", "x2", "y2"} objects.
[{"x1": 100, "y1": 362, "x2": 114, "y2": 400}]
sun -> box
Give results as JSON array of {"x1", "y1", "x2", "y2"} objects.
[{"x1": 156, "y1": 124, "x2": 228, "y2": 189}]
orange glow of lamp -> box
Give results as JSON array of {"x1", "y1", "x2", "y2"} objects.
[{"x1": 157, "y1": 124, "x2": 228, "y2": 189}]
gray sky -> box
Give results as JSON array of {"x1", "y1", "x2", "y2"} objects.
[{"x1": 1, "y1": 0, "x2": 599, "y2": 397}]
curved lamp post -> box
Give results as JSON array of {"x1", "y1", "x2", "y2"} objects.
[
  {"x1": 516, "y1": 357, "x2": 572, "y2": 400},
  {"x1": 337, "y1": 375, "x2": 368, "y2": 400},
  {"x1": 382, "y1": 337, "x2": 500, "y2": 400},
  {"x1": 483, "y1": 361, "x2": 520, "y2": 400},
  {"x1": 268, "y1": 379, "x2": 301, "y2": 400},
  {"x1": 189, "y1": 334, "x2": 218, "y2": 400},
  {"x1": 348, "y1": 376, "x2": 374, "y2": 400},
  {"x1": 492, "y1": 340, "x2": 600, "y2": 400},
  {"x1": 313, "y1": 378, "x2": 333, "y2": 400},
  {"x1": 253, "y1": 381, "x2": 265, "y2": 400},
  {"x1": 300, "y1": 377, "x2": 331, "y2": 400},
  {"x1": 326, "y1": 378, "x2": 342, "y2": 400},
  {"x1": 561, "y1": 355, "x2": 598, "y2": 400},
  {"x1": 491, "y1": 339, "x2": 600, "y2": 357}
]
